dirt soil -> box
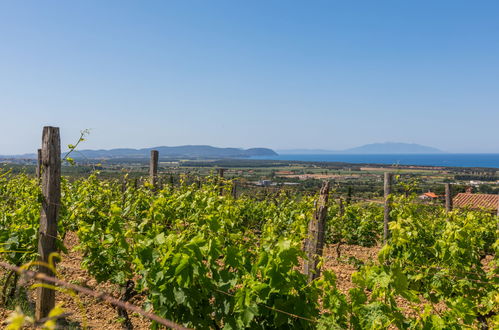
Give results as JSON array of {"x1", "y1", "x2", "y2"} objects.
[
  {"x1": 0, "y1": 232, "x2": 151, "y2": 329},
  {"x1": 0, "y1": 235, "x2": 491, "y2": 328},
  {"x1": 1, "y1": 236, "x2": 383, "y2": 329},
  {"x1": 322, "y1": 243, "x2": 380, "y2": 294}
]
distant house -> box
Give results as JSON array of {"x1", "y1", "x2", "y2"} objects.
[
  {"x1": 257, "y1": 180, "x2": 272, "y2": 187},
  {"x1": 453, "y1": 193, "x2": 499, "y2": 213},
  {"x1": 419, "y1": 192, "x2": 439, "y2": 200}
]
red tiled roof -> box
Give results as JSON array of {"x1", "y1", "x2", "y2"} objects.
[
  {"x1": 453, "y1": 193, "x2": 499, "y2": 211},
  {"x1": 423, "y1": 192, "x2": 438, "y2": 198}
]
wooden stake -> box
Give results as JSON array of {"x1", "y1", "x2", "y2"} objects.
[
  {"x1": 121, "y1": 176, "x2": 127, "y2": 194},
  {"x1": 383, "y1": 172, "x2": 392, "y2": 244},
  {"x1": 149, "y1": 150, "x2": 158, "y2": 188},
  {"x1": 346, "y1": 186, "x2": 352, "y2": 205},
  {"x1": 231, "y1": 181, "x2": 237, "y2": 199},
  {"x1": 36, "y1": 148, "x2": 42, "y2": 180},
  {"x1": 218, "y1": 168, "x2": 226, "y2": 196},
  {"x1": 36, "y1": 127, "x2": 61, "y2": 320},
  {"x1": 304, "y1": 181, "x2": 330, "y2": 282},
  {"x1": 121, "y1": 177, "x2": 127, "y2": 206},
  {"x1": 445, "y1": 183, "x2": 453, "y2": 212},
  {"x1": 339, "y1": 197, "x2": 344, "y2": 217}
]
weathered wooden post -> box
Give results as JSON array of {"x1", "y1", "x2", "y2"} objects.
[
  {"x1": 218, "y1": 168, "x2": 226, "y2": 196},
  {"x1": 121, "y1": 176, "x2": 127, "y2": 194},
  {"x1": 445, "y1": 183, "x2": 453, "y2": 212},
  {"x1": 339, "y1": 197, "x2": 345, "y2": 217},
  {"x1": 231, "y1": 181, "x2": 237, "y2": 199},
  {"x1": 121, "y1": 176, "x2": 127, "y2": 206},
  {"x1": 36, "y1": 148, "x2": 42, "y2": 180},
  {"x1": 303, "y1": 181, "x2": 330, "y2": 282},
  {"x1": 149, "y1": 150, "x2": 158, "y2": 188},
  {"x1": 346, "y1": 186, "x2": 352, "y2": 205},
  {"x1": 383, "y1": 172, "x2": 393, "y2": 244},
  {"x1": 36, "y1": 127, "x2": 61, "y2": 320}
]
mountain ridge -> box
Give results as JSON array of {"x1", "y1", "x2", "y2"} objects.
[
  {"x1": 0, "y1": 142, "x2": 445, "y2": 159},
  {"x1": 278, "y1": 142, "x2": 443, "y2": 154},
  {"x1": 0, "y1": 145, "x2": 277, "y2": 159}
]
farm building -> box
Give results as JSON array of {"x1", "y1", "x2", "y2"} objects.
[
  {"x1": 419, "y1": 192, "x2": 439, "y2": 200},
  {"x1": 453, "y1": 193, "x2": 499, "y2": 213}
]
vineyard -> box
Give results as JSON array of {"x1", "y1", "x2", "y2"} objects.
[
  {"x1": 0, "y1": 169, "x2": 497, "y2": 329},
  {"x1": 0, "y1": 129, "x2": 497, "y2": 329}
]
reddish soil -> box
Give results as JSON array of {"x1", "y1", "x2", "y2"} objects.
[
  {"x1": 322, "y1": 243, "x2": 380, "y2": 294},
  {"x1": 0, "y1": 232, "x2": 151, "y2": 329},
  {"x1": 0, "y1": 236, "x2": 493, "y2": 328}
]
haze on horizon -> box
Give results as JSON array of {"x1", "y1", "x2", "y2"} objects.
[{"x1": 1, "y1": 1, "x2": 498, "y2": 155}]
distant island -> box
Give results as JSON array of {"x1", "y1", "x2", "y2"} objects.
[
  {"x1": 344, "y1": 142, "x2": 442, "y2": 154},
  {"x1": 1, "y1": 145, "x2": 278, "y2": 160},
  {"x1": 0, "y1": 142, "x2": 444, "y2": 160},
  {"x1": 278, "y1": 142, "x2": 443, "y2": 155}
]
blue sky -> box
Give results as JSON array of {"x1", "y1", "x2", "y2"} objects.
[{"x1": 1, "y1": 1, "x2": 498, "y2": 154}]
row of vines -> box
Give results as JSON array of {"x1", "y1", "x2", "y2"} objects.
[{"x1": 0, "y1": 170, "x2": 497, "y2": 329}]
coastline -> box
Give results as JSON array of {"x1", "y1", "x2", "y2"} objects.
[{"x1": 250, "y1": 153, "x2": 499, "y2": 169}]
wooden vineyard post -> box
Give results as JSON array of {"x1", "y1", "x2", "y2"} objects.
[
  {"x1": 346, "y1": 186, "x2": 352, "y2": 205},
  {"x1": 339, "y1": 197, "x2": 345, "y2": 217},
  {"x1": 232, "y1": 180, "x2": 237, "y2": 199},
  {"x1": 383, "y1": 172, "x2": 393, "y2": 244},
  {"x1": 445, "y1": 183, "x2": 453, "y2": 213},
  {"x1": 36, "y1": 148, "x2": 42, "y2": 180},
  {"x1": 149, "y1": 150, "x2": 159, "y2": 189},
  {"x1": 303, "y1": 181, "x2": 330, "y2": 282},
  {"x1": 122, "y1": 177, "x2": 127, "y2": 194},
  {"x1": 121, "y1": 177, "x2": 127, "y2": 206},
  {"x1": 36, "y1": 126, "x2": 61, "y2": 320},
  {"x1": 218, "y1": 168, "x2": 226, "y2": 196}
]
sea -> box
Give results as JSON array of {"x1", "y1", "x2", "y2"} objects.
[{"x1": 251, "y1": 154, "x2": 499, "y2": 169}]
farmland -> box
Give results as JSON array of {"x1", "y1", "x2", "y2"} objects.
[
  {"x1": 0, "y1": 158, "x2": 497, "y2": 328},
  {"x1": 0, "y1": 128, "x2": 498, "y2": 329}
]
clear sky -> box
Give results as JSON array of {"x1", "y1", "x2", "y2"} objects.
[{"x1": 1, "y1": 1, "x2": 498, "y2": 154}]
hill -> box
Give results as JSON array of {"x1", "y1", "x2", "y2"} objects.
[
  {"x1": 74, "y1": 145, "x2": 277, "y2": 159},
  {"x1": 0, "y1": 145, "x2": 277, "y2": 160},
  {"x1": 343, "y1": 142, "x2": 442, "y2": 154},
  {"x1": 278, "y1": 143, "x2": 443, "y2": 155}
]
